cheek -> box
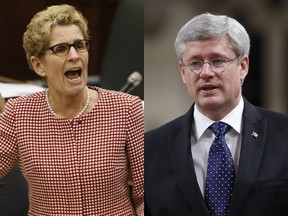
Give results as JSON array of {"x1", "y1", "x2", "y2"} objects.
[
  {"x1": 181, "y1": 74, "x2": 187, "y2": 84},
  {"x1": 181, "y1": 70, "x2": 196, "y2": 84},
  {"x1": 43, "y1": 57, "x2": 61, "y2": 70},
  {"x1": 184, "y1": 76, "x2": 197, "y2": 95},
  {"x1": 225, "y1": 70, "x2": 241, "y2": 84},
  {"x1": 182, "y1": 74, "x2": 192, "y2": 87},
  {"x1": 84, "y1": 58, "x2": 89, "y2": 70},
  {"x1": 81, "y1": 55, "x2": 89, "y2": 71},
  {"x1": 225, "y1": 75, "x2": 242, "y2": 94},
  {"x1": 45, "y1": 62, "x2": 64, "y2": 80},
  {"x1": 83, "y1": 53, "x2": 89, "y2": 63}
]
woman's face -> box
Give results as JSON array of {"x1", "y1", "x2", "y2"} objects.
[{"x1": 31, "y1": 24, "x2": 89, "y2": 96}]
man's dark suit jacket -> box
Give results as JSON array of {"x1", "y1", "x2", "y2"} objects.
[{"x1": 145, "y1": 99, "x2": 288, "y2": 216}]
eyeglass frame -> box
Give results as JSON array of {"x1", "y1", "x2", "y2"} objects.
[
  {"x1": 181, "y1": 55, "x2": 240, "y2": 74},
  {"x1": 39, "y1": 39, "x2": 92, "y2": 57}
]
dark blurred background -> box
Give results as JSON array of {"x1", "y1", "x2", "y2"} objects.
[
  {"x1": 144, "y1": 0, "x2": 288, "y2": 131},
  {"x1": 0, "y1": 0, "x2": 144, "y2": 99}
]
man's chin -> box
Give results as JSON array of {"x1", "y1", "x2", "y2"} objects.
[{"x1": 198, "y1": 96, "x2": 221, "y2": 108}]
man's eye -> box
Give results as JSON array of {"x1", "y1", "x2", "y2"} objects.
[
  {"x1": 211, "y1": 59, "x2": 226, "y2": 66},
  {"x1": 189, "y1": 61, "x2": 203, "y2": 68}
]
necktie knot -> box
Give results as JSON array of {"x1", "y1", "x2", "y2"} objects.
[{"x1": 210, "y1": 121, "x2": 230, "y2": 136}]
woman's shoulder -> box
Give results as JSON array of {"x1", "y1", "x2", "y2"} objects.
[
  {"x1": 91, "y1": 86, "x2": 141, "y2": 103},
  {"x1": 5, "y1": 91, "x2": 45, "y2": 110}
]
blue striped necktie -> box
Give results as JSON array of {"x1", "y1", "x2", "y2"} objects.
[{"x1": 205, "y1": 122, "x2": 235, "y2": 216}]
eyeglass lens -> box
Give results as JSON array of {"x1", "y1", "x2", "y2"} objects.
[{"x1": 51, "y1": 40, "x2": 90, "y2": 56}]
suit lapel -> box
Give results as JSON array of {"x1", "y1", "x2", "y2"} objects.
[
  {"x1": 228, "y1": 99, "x2": 267, "y2": 216},
  {"x1": 168, "y1": 106, "x2": 210, "y2": 216},
  {"x1": 167, "y1": 100, "x2": 267, "y2": 216}
]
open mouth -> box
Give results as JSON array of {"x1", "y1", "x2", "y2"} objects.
[
  {"x1": 202, "y1": 85, "x2": 217, "y2": 91},
  {"x1": 64, "y1": 69, "x2": 82, "y2": 80}
]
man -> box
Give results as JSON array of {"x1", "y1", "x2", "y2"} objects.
[{"x1": 145, "y1": 13, "x2": 288, "y2": 216}]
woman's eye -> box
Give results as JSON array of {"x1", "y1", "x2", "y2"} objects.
[{"x1": 54, "y1": 45, "x2": 68, "y2": 54}]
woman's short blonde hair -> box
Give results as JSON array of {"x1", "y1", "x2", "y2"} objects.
[{"x1": 23, "y1": 4, "x2": 91, "y2": 70}]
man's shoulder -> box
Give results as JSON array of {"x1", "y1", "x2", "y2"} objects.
[
  {"x1": 255, "y1": 106, "x2": 288, "y2": 122},
  {"x1": 243, "y1": 98, "x2": 288, "y2": 125},
  {"x1": 246, "y1": 102, "x2": 288, "y2": 133},
  {"x1": 145, "y1": 118, "x2": 179, "y2": 138},
  {"x1": 145, "y1": 109, "x2": 192, "y2": 140}
]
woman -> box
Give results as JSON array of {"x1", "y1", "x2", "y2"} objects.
[{"x1": 0, "y1": 4, "x2": 144, "y2": 215}]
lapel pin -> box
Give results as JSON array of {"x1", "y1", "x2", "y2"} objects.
[{"x1": 251, "y1": 131, "x2": 258, "y2": 138}]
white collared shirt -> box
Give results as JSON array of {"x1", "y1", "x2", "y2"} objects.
[{"x1": 191, "y1": 97, "x2": 244, "y2": 196}]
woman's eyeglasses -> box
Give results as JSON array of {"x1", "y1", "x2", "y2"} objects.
[{"x1": 39, "y1": 39, "x2": 91, "y2": 57}]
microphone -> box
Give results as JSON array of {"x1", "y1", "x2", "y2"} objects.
[{"x1": 120, "y1": 71, "x2": 143, "y2": 93}]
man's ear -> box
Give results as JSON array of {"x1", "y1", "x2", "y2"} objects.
[
  {"x1": 179, "y1": 61, "x2": 187, "y2": 84},
  {"x1": 30, "y1": 56, "x2": 46, "y2": 77},
  {"x1": 240, "y1": 55, "x2": 249, "y2": 81}
]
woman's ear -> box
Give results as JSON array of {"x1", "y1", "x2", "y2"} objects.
[{"x1": 30, "y1": 56, "x2": 45, "y2": 77}]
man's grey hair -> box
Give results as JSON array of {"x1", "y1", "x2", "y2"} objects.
[{"x1": 174, "y1": 12, "x2": 250, "y2": 60}]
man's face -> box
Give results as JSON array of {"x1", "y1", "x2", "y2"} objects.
[{"x1": 179, "y1": 36, "x2": 249, "y2": 120}]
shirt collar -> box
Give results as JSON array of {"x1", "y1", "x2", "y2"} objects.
[{"x1": 193, "y1": 97, "x2": 244, "y2": 140}]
